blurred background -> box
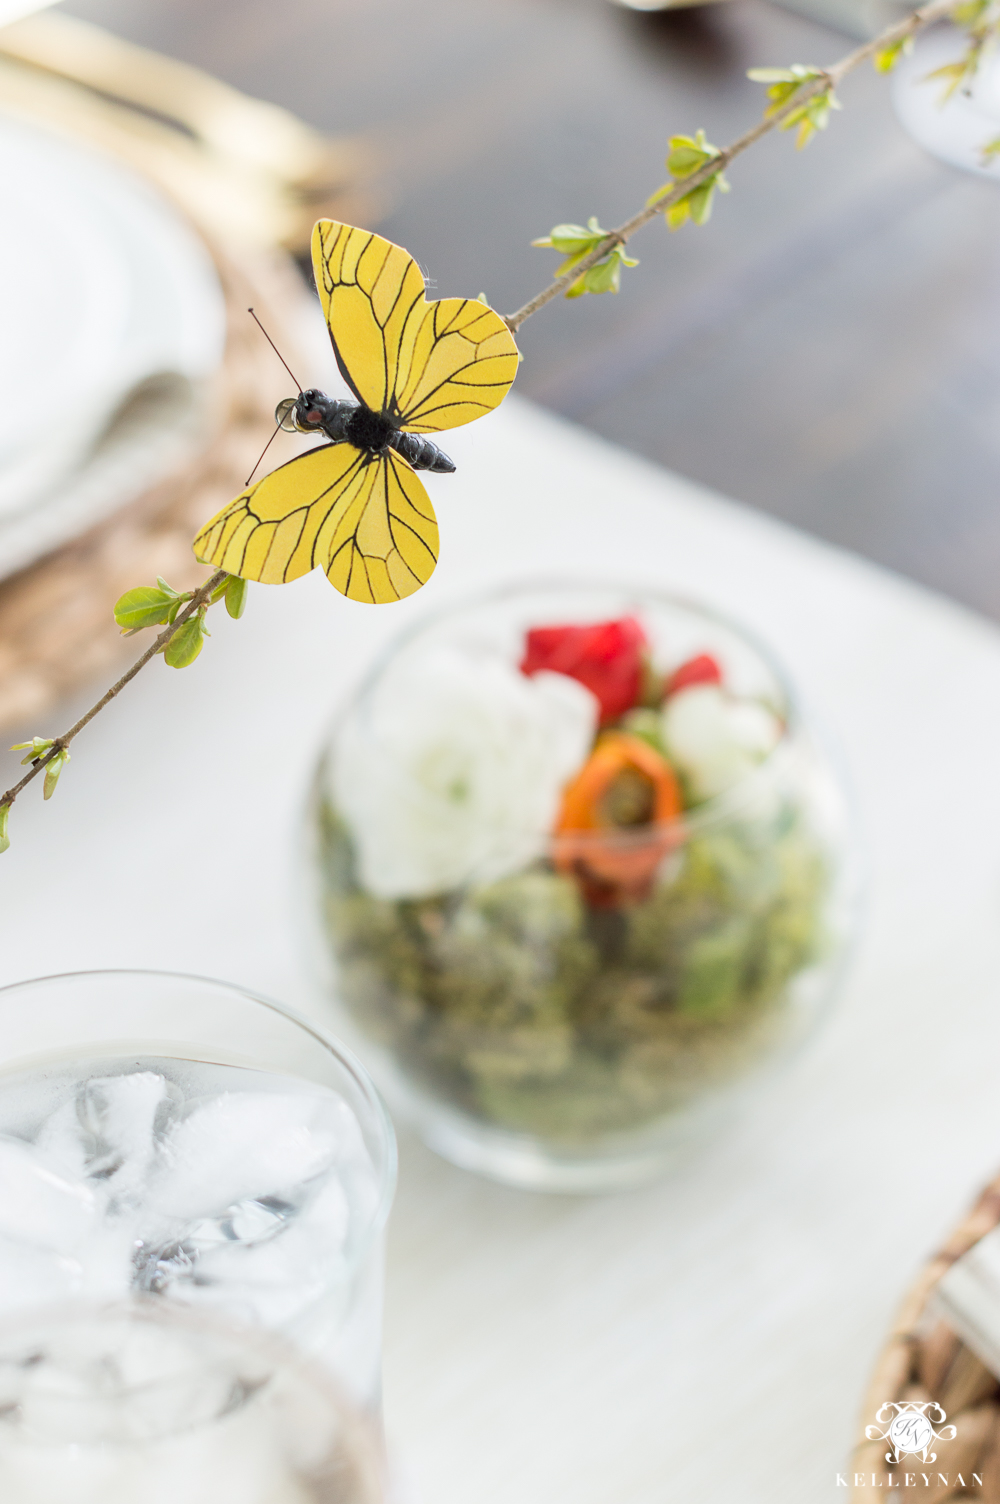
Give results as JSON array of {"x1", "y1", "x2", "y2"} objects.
[{"x1": 45, "y1": 0, "x2": 1000, "y2": 621}]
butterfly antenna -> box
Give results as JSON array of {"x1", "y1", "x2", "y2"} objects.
[
  {"x1": 245, "y1": 419, "x2": 283, "y2": 487},
  {"x1": 247, "y1": 307, "x2": 302, "y2": 392}
]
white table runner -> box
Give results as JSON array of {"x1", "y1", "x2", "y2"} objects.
[{"x1": 1, "y1": 394, "x2": 999, "y2": 1502}]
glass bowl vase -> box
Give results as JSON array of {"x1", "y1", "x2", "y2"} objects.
[{"x1": 307, "y1": 584, "x2": 858, "y2": 1192}]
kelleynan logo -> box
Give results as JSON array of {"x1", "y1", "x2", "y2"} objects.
[
  {"x1": 836, "y1": 1401, "x2": 983, "y2": 1490},
  {"x1": 867, "y1": 1401, "x2": 956, "y2": 1465}
]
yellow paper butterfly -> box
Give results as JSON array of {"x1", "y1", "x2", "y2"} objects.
[{"x1": 192, "y1": 220, "x2": 520, "y2": 605}]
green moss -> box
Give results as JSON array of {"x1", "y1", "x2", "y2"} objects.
[
  {"x1": 675, "y1": 916, "x2": 757, "y2": 1020},
  {"x1": 317, "y1": 797, "x2": 832, "y2": 1146}
]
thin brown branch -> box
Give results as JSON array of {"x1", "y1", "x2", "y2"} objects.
[
  {"x1": 0, "y1": 569, "x2": 228, "y2": 812},
  {"x1": 504, "y1": 0, "x2": 957, "y2": 332}
]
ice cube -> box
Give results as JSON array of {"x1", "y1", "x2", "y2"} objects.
[
  {"x1": 0, "y1": 1135, "x2": 97, "y2": 1254},
  {"x1": 0, "y1": 1237, "x2": 83, "y2": 1316},
  {"x1": 0, "y1": 1134, "x2": 136, "y2": 1305},
  {"x1": 75, "y1": 1219, "x2": 140, "y2": 1305},
  {"x1": 143, "y1": 1176, "x2": 351, "y2": 1330},
  {"x1": 134, "y1": 1090, "x2": 362, "y2": 1327},
  {"x1": 139, "y1": 1194, "x2": 294, "y2": 1292},
  {"x1": 0, "y1": 1310, "x2": 297, "y2": 1504},
  {"x1": 9, "y1": 1317, "x2": 235, "y2": 1443},
  {"x1": 31, "y1": 1099, "x2": 89, "y2": 1179},
  {"x1": 36, "y1": 1071, "x2": 176, "y2": 1201},
  {"x1": 187, "y1": 1196, "x2": 292, "y2": 1251},
  {"x1": 146, "y1": 1092, "x2": 349, "y2": 1225}
]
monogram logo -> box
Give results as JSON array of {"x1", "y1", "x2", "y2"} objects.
[{"x1": 865, "y1": 1401, "x2": 957, "y2": 1465}]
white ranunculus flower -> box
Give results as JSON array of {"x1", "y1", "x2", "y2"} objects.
[
  {"x1": 332, "y1": 646, "x2": 598, "y2": 899},
  {"x1": 661, "y1": 684, "x2": 781, "y2": 801}
]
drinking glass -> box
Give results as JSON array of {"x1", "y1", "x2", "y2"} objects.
[{"x1": 0, "y1": 970, "x2": 396, "y2": 1411}]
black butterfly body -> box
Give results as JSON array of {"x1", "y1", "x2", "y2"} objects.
[{"x1": 284, "y1": 389, "x2": 456, "y2": 474}]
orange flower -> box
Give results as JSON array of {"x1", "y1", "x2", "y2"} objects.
[{"x1": 554, "y1": 733, "x2": 682, "y2": 907}]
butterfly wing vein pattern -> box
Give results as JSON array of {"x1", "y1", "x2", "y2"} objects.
[
  {"x1": 193, "y1": 444, "x2": 439, "y2": 605},
  {"x1": 314, "y1": 220, "x2": 519, "y2": 434},
  {"x1": 193, "y1": 218, "x2": 517, "y2": 604}
]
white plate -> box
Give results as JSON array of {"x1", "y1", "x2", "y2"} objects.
[{"x1": 0, "y1": 113, "x2": 226, "y2": 578}]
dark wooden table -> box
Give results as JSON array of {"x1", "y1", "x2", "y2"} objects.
[{"x1": 62, "y1": 0, "x2": 1000, "y2": 619}]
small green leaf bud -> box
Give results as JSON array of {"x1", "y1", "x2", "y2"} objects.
[
  {"x1": 42, "y1": 749, "x2": 68, "y2": 801},
  {"x1": 873, "y1": 35, "x2": 913, "y2": 72},
  {"x1": 163, "y1": 615, "x2": 206, "y2": 669},
  {"x1": 225, "y1": 576, "x2": 248, "y2": 619},
  {"x1": 747, "y1": 63, "x2": 839, "y2": 147},
  {"x1": 11, "y1": 736, "x2": 54, "y2": 766}
]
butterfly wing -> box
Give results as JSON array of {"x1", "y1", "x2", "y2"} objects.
[
  {"x1": 193, "y1": 443, "x2": 438, "y2": 603},
  {"x1": 393, "y1": 296, "x2": 520, "y2": 434},
  {"x1": 193, "y1": 444, "x2": 364, "y2": 585},
  {"x1": 312, "y1": 220, "x2": 427, "y2": 414},
  {"x1": 321, "y1": 447, "x2": 438, "y2": 604},
  {"x1": 312, "y1": 219, "x2": 519, "y2": 434}
]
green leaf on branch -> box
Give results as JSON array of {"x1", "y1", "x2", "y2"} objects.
[
  {"x1": 11, "y1": 736, "x2": 54, "y2": 766},
  {"x1": 224, "y1": 575, "x2": 248, "y2": 619},
  {"x1": 924, "y1": 50, "x2": 982, "y2": 101},
  {"x1": 747, "y1": 65, "x2": 840, "y2": 149},
  {"x1": 42, "y1": 749, "x2": 69, "y2": 801},
  {"x1": 565, "y1": 243, "x2": 638, "y2": 297},
  {"x1": 532, "y1": 218, "x2": 608, "y2": 259},
  {"x1": 532, "y1": 216, "x2": 637, "y2": 298},
  {"x1": 953, "y1": 0, "x2": 995, "y2": 29},
  {"x1": 747, "y1": 62, "x2": 825, "y2": 101},
  {"x1": 666, "y1": 129, "x2": 723, "y2": 178},
  {"x1": 8, "y1": 737, "x2": 69, "y2": 800},
  {"x1": 163, "y1": 615, "x2": 207, "y2": 669},
  {"x1": 873, "y1": 35, "x2": 913, "y2": 72},
  {"x1": 925, "y1": 59, "x2": 969, "y2": 100},
  {"x1": 0, "y1": 804, "x2": 9, "y2": 855},
  {"x1": 646, "y1": 130, "x2": 730, "y2": 230},
  {"x1": 982, "y1": 133, "x2": 1000, "y2": 160},
  {"x1": 114, "y1": 579, "x2": 190, "y2": 635}
]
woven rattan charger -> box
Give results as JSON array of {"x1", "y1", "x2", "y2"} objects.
[{"x1": 850, "y1": 1174, "x2": 1000, "y2": 1501}]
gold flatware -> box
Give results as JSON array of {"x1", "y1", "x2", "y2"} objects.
[{"x1": 0, "y1": 10, "x2": 378, "y2": 249}]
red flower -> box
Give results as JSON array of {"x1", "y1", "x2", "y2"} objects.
[
  {"x1": 520, "y1": 616, "x2": 646, "y2": 724},
  {"x1": 667, "y1": 653, "x2": 722, "y2": 695}
]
